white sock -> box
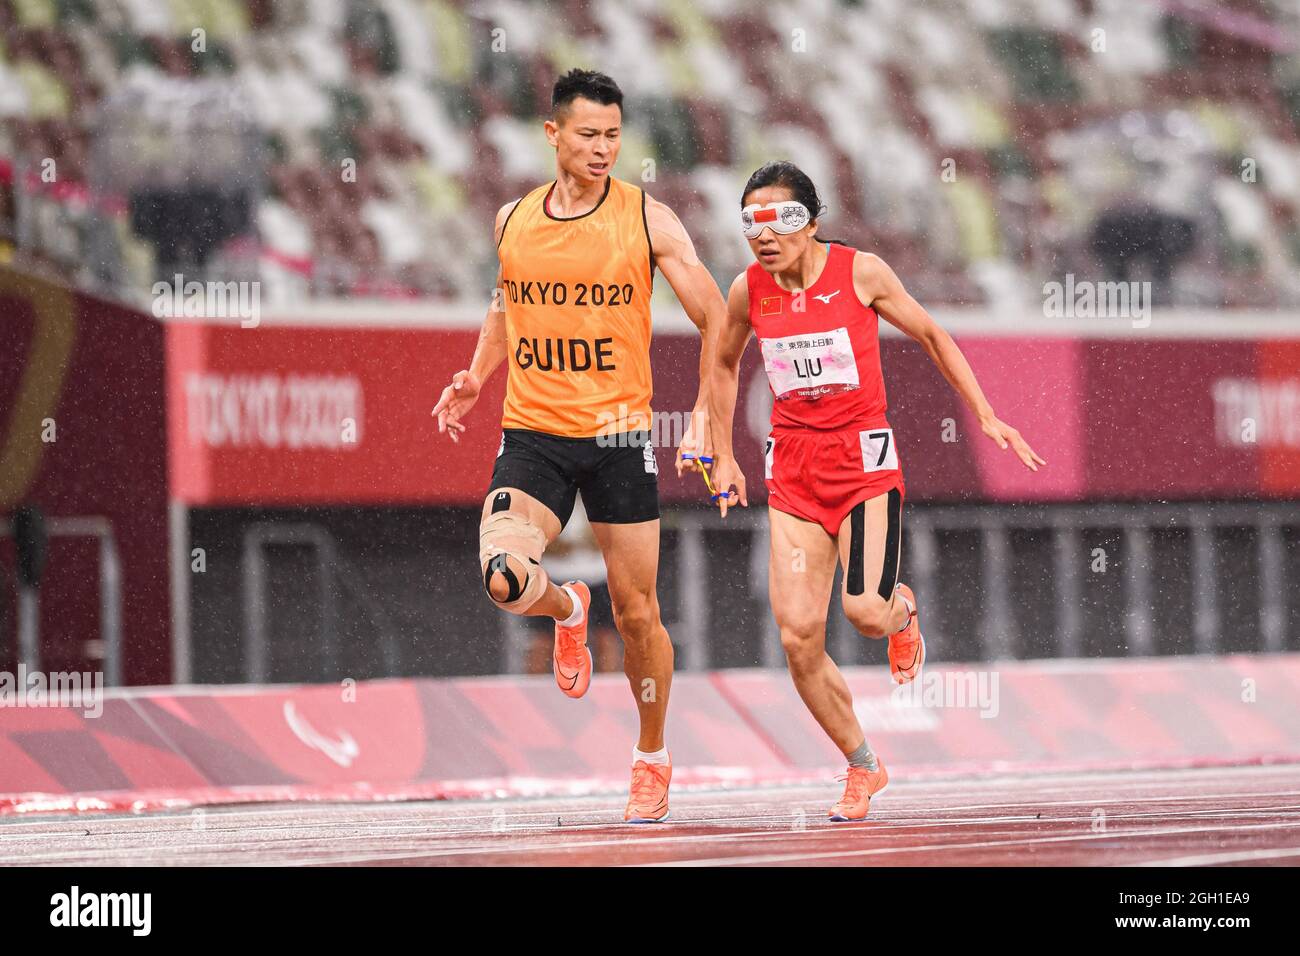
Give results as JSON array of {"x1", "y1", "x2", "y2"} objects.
[
  {"x1": 558, "y1": 585, "x2": 584, "y2": 628},
  {"x1": 633, "y1": 746, "x2": 670, "y2": 766}
]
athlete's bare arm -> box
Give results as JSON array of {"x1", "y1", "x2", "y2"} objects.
[
  {"x1": 644, "y1": 195, "x2": 727, "y2": 475},
  {"x1": 706, "y1": 273, "x2": 753, "y2": 517},
  {"x1": 853, "y1": 251, "x2": 1046, "y2": 471},
  {"x1": 432, "y1": 200, "x2": 518, "y2": 443}
]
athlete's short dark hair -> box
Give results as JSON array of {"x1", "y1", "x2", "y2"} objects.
[
  {"x1": 742, "y1": 162, "x2": 827, "y2": 218},
  {"x1": 552, "y1": 69, "x2": 623, "y2": 120}
]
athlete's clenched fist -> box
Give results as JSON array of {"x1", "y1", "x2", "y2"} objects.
[{"x1": 676, "y1": 407, "x2": 713, "y2": 477}]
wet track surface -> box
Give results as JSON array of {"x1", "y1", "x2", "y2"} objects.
[{"x1": 3, "y1": 764, "x2": 1299, "y2": 866}]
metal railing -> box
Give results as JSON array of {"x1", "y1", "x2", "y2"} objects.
[
  {"x1": 240, "y1": 521, "x2": 402, "y2": 683},
  {"x1": 0, "y1": 515, "x2": 123, "y2": 685},
  {"x1": 660, "y1": 501, "x2": 1298, "y2": 670},
  {"x1": 216, "y1": 502, "x2": 1294, "y2": 679}
]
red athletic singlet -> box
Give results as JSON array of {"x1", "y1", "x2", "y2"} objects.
[
  {"x1": 746, "y1": 242, "x2": 888, "y2": 432},
  {"x1": 747, "y1": 242, "x2": 904, "y2": 537}
]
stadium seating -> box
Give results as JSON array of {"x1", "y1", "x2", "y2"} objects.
[{"x1": 1, "y1": 0, "x2": 1298, "y2": 307}]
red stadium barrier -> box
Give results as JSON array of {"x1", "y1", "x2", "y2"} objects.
[
  {"x1": 710, "y1": 655, "x2": 1300, "y2": 775},
  {"x1": 2, "y1": 654, "x2": 1298, "y2": 814}
]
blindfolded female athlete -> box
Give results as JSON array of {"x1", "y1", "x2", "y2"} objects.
[{"x1": 706, "y1": 162, "x2": 1045, "y2": 821}]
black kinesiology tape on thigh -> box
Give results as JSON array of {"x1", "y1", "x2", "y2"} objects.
[
  {"x1": 847, "y1": 502, "x2": 866, "y2": 596},
  {"x1": 876, "y1": 488, "x2": 902, "y2": 600}
]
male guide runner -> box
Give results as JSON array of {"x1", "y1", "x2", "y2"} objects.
[{"x1": 432, "y1": 70, "x2": 725, "y2": 822}]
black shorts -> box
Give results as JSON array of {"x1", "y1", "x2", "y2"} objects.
[{"x1": 489, "y1": 428, "x2": 660, "y2": 527}]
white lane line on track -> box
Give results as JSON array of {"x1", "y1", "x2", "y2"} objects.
[
  {"x1": 636, "y1": 820, "x2": 1300, "y2": 867},
  {"x1": 13, "y1": 801, "x2": 821, "y2": 830},
  {"x1": 6, "y1": 788, "x2": 1295, "y2": 847},
  {"x1": 6, "y1": 780, "x2": 1296, "y2": 838},
  {"x1": 0, "y1": 807, "x2": 1287, "y2": 850},
  {"x1": 5, "y1": 764, "x2": 1293, "y2": 829},
  {"x1": 150, "y1": 808, "x2": 1300, "y2": 868},
  {"x1": 867, "y1": 790, "x2": 1300, "y2": 815},
  {"x1": 1127, "y1": 846, "x2": 1300, "y2": 866},
  {"x1": 6, "y1": 798, "x2": 1299, "y2": 865},
  {"x1": 10, "y1": 798, "x2": 1298, "y2": 849},
  {"x1": 5, "y1": 764, "x2": 1294, "y2": 836}
]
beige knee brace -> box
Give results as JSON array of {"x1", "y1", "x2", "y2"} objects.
[{"x1": 479, "y1": 510, "x2": 550, "y2": 613}]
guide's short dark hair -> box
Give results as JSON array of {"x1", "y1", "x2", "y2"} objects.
[{"x1": 552, "y1": 69, "x2": 624, "y2": 119}]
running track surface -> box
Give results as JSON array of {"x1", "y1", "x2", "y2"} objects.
[{"x1": 3, "y1": 764, "x2": 1299, "y2": 866}]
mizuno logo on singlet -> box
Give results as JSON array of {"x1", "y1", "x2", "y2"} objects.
[{"x1": 813, "y1": 290, "x2": 840, "y2": 305}]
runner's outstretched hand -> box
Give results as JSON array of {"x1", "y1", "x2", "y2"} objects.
[{"x1": 979, "y1": 415, "x2": 1045, "y2": 471}]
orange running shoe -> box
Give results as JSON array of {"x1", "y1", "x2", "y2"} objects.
[
  {"x1": 828, "y1": 760, "x2": 889, "y2": 822},
  {"x1": 624, "y1": 758, "x2": 672, "y2": 823},
  {"x1": 888, "y1": 583, "x2": 924, "y2": 684},
  {"x1": 553, "y1": 581, "x2": 592, "y2": 699}
]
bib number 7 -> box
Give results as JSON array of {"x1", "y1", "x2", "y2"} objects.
[
  {"x1": 765, "y1": 436, "x2": 775, "y2": 479},
  {"x1": 860, "y1": 428, "x2": 898, "y2": 472}
]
